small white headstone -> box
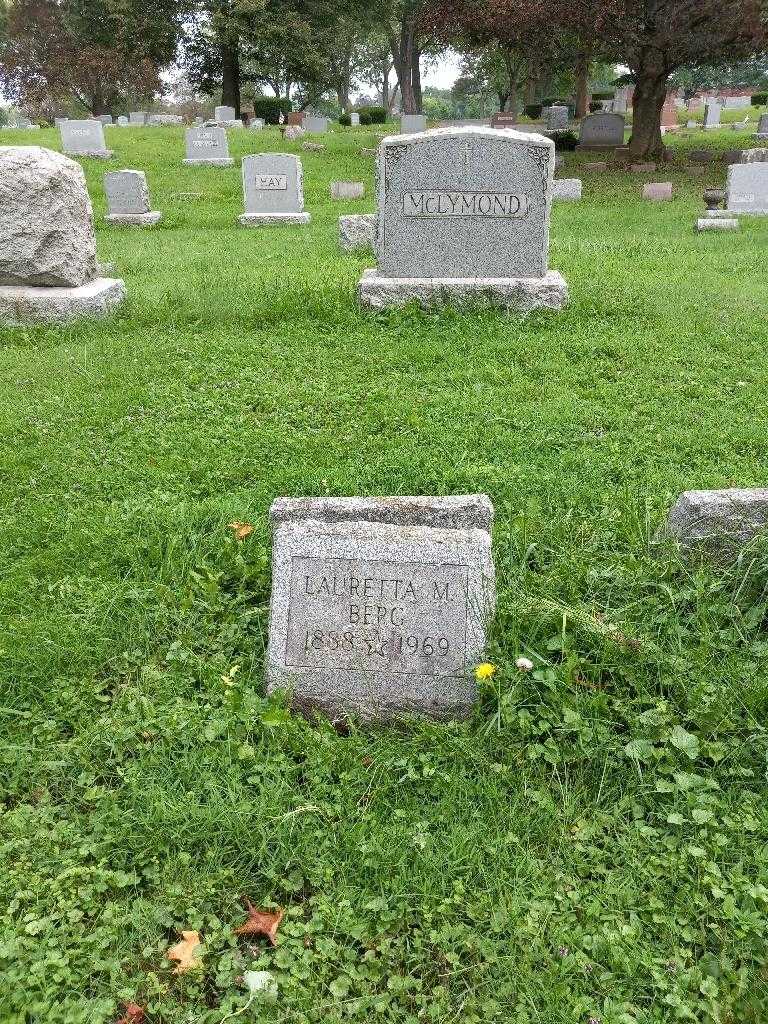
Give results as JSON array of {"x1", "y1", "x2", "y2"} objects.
[
  {"x1": 350, "y1": 113, "x2": 360, "y2": 126},
  {"x1": 552, "y1": 178, "x2": 582, "y2": 201},
  {"x1": 238, "y1": 153, "x2": 310, "y2": 225},
  {"x1": 727, "y1": 162, "x2": 768, "y2": 213},
  {"x1": 401, "y1": 113, "x2": 427, "y2": 134},
  {"x1": 104, "y1": 169, "x2": 162, "y2": 225},
  {"x1": 60, "y1": 119, "x2": 112, "y2": 158},
  {"x1": 183, "y1": 126, "x2": 233, "y2": 166},
  {"x1": 304, "y1": 115, "x2": 329, "y2": 133},
  {"x1": 215, "y1": 105, "x2": 236, "y2": 122},
  {"x1": 129, "y1": 111, "x2": 147, "y2": 125},
  {"x1": 330, "y1": 180, "x2": 365, "y2": 199},
  {"x1": 578, "y1": 112, "x2": 625, "y2": 149},
  {"x1": 703, "y1": 101, "x2": 722, "y2": 129}
]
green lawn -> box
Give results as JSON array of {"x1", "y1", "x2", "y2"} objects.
[{"x1": 2, "y1": 123, "x2": 768, "y2": 1024}]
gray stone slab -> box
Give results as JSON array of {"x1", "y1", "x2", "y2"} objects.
[
  {"x1": 183, "y1": 126, "x2": 233, "y2": 165},
  {"x1": 147, "y1": 114, "x2": 184, "y2": 125},
  {"x1": 358, "y1": 268, "x2": 568, "y2": 313},
  {"x1": 401, "y1": 114, "x2": 427, "y2": 134},
  {"x1": 757, "y1": 113, "x2": 768, "y2": 136},
  {"x1": 339, "y1": 214, "x2": 375, "y2": 251},
  {"x1": 97, "y1": 114, "x2": 113, "y2": 125},
  {"x1": 373, "y1": 126, "x2": 556, "y2": 280},
  {"x1": 350, "y1": 113, "x2": 360, "y2": 126},
  {"x1": 552, "y1": 178, "x2": 582, "y2": 201},
  {"x1": 546, "y1": 105, "x2": 568, "y2": 131},
  {"x1": 578, "y1": 112, "x2": 625, "y2": 149},
  {"x1": 304, "y1": 115, "x2": 329, "y2": 133},
  {"x1": 696, "y1": 217, "x2": 739, "y2": 231},
  {"x1": 266, "y1": 495, "x2": 496, "y2": 722},
  {"x1": 642, "y1": 182, "x2": 673, "y2": 200},
  {"x1": 238, "y1": 212, "x2": 310, "y2": 226},
  {"x1": 727, "y1": 162, "x2": 768, "y2": 213},
  {"x1": 663, "y1": 489, "x2": 768, "y2": 557},
  {"x1": 104, "y1": 169, "x2": 152, "y2": 215},
  {"x1": 740, "y1": 148, "x2": 768, "y2": 163},
  {"x1": 239, "y1": 153, "x2": 309, "y2": 224},
  {"x1": 215, "y1": 105, "x2": 236, "y2": 122},
  {"x1": 703, "y1": 101, "x2": 722, "y2": 128},
  {"x1": 585, "y1": 161, "x2": 608, "y2": 171},
  {"x1": 0, "y1": 277, "x2": 126, "y2": 325},
  {"x1": 689, "y1": 150, "x2": 714, "y2": 163},
  {"x1": 116, "y1": 116, "x2": 129, "y2": 126},
  {"x1": 0, "y1": 146, "x2": 98, "y2": 287},
  {"x1": 330, "y1": 180, "x2": 365, "y2": 199},
  {"x1": 128, "y1": 112, "x2": 147, "y2": 125},
  {"x1": 60, "y1": 119, "x2": 112, "y2": 158}
]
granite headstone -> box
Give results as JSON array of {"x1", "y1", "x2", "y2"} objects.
[
  {"x1": 104, "y1": 169, "x2": 162, "y2": 225},
  {"x1": 60, "y1": 119, "x2": 112, "y2": 158},
  {"x1": 238, "y1": 153, "x2": 310, "y2": 225},
  {"x1": 183, "y1": 126, "x2": 234, "y2": 166}
]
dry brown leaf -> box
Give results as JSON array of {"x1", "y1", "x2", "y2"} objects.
[
  {"x1": 227, "y1": 522, "x2": 254, "y2": 542},
  {"x1": 166, "y1": 929, "x2": 202, "y2": 974},
  {"x1": 233, "y1": 898, "x2": 284, "y2": 946},
  {"x1": 115, "y1": 1003, "x2": 145, "y2": 1024}
]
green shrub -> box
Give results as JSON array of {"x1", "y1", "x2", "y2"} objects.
[
  {"x1": 359, "y1": 110, "x2": 373, "y2": 125},
  {"x1": 552, "y1": 129, "x2": 579, "y2": 151},
  {"x1": 338, "y1": 113, "x2": 352, "y2": 127},
  {"x1": 524, "y1": 104, "x2": 542, "y2": 119},
  {"x1": 751, "y1": 92, "x2": 767, "y2": 106},
  {"x1": 252, "y1": 97, "x2": 292, "y2": 125},
  {"x1": 367, "y1": 106, "x2": 387, "y2": 124}
]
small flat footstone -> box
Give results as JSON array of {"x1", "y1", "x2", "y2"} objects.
[
  {"x1": 359, "y1": 269, "x2": 568, "y2": 313},
  {"x1": 105, "y1": 211, "x2": 162, "y2": 226},
  {"x1": 696, "y1": 217, "x2": 739, "y2": 231},
  {"x1": 552, "y1": 178, "x2": 582, "y2": 201},
  {"x1": 662, "y1": 488, "x2": 768, "y2": 558},
  {"x1": 331, "y1": 180, "x2": 365, "y2": 199},
  {"x1": 642, "y1": 182, "x2": 673, "y2": 200},
  {"x1": 238, "y1": 212, "x2": 311, "y2": 226},
  {"x1": 266, "y1": 495, "x2": 496, "y2": 722},
  {"x1": 339, "y1": 214, "x2": 374, "y2": 251},
  {"x1": 0, "y1": 277, "x2": 126, "y2": 325}
]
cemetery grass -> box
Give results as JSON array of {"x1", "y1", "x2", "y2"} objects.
[{"x1": 2, "y1": 125, "x2": 768, "y2": 1024}]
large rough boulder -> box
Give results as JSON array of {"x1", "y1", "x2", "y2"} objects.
[{"x1": 0, "y1": 146, "x2": 97, "y2": 287}]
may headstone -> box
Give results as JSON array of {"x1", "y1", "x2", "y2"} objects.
[
  {"x1": 215, "y1": 104, "x2": 236, "y2": 122},
  {"x1": 704, "y1": 100, "x2": 722, "y2": 129},
  {"x1": 350, "y1": 113, "x2": 360, "y2": 126},
  {"x1": 104, "y1": 169, "x2": 162, "y2": 225},
  {"x1": 358, "y1": 126, "x2": 568, "y2": 313},
  {"x1": 726, "y1": 161, "x2": 768, "y2": 213},
  {"x1": 60, "y1": 119, "x2": 112, "y2": 159},
  {"x1": 266, "y1": 495, "x2": 496, "y2": 722},
  {"x1": 128, "y1": 111, "x2": 147, "y2": 125},
  {"x1": 183, "y1": 126, "x2": 234, "y2": 167},
  {"x1": 339, "y1": 214, "x2": 375, "y2": 252},
  {"x1": 0, "y1": 146, "x2": 125, "y2": 323},
  {"x1": 330, "y1": 180, "x2": 365, "y2": 199},
  {"x1": 546, "y1": 105, "x2": 568, "y2": 131},
  {"x1": 304, "y1": 115, "x2": 329, "y2": 133},
  {"x1": 578, "y1": 112, "x2": 625, "y2": 150},
  {"x1": 401, "y1": 113, "x2": 427, "y2": 134},
  {"x1": 238, "y1": 153, "x2": 310, "y2": 225}
]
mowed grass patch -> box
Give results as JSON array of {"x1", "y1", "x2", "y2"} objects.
[{"x1": 1, "y1": 125, "x2": 768, "y2": 1024}]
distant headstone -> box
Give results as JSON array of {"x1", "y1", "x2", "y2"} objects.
[
  {"x1": 358, "y1": 126, "x2": 568, "y2": 313},
  {"x1": 740, "y1": 147, "x2": 768, "y2": 163},
  {"x1": 283, "y1": 125, "x2": 305, "y2": 142},
  {"x1": 660, "y1": 98, "x2": 678, "y2": 129},
  {"x1": 546, "y1": 105, "x2": 568, "y2": 131},
  {"x1": 339, "y1": 214, "x2": 374, "y2": 252},
  {"x1": 578, "y1": 112, "x2": 625, "y2": 150},
  {"x1": 215, "y1": 105, "x2": 236, "y2": 122},
  {"x1": 60, "y1": 119, "x2": 112, "y2": 159},
  {"x1": 757, "y1": 113, "x2": 768, "y2": 139},
  {"x1": 330, "y1": 180, "x2": 365, "y2": 199},
  {"x1": 304, "y1": 115, "x2": 329, "y2": 133},
  {"x1": 642, "y1": 182, "x2": 673, "y2": 200},
  {"x1": 104, "y1": 169, "x2": 162, "y2": 225},
  {"x1": 696, "y1": 217, "x2": 739, "y2": 231},
  {"x1": 727, "y1": 161, "x2": 768, "y2": 213},
  {"x1": 631, "y1": 162, "x2": 657, "y2": 173},
  {"x1": 613, "y1": 87, "x2": 631, "y2": 114},
  {"x1": 147, "y1": 114, "x2": 184, "y2": 125},
  {"x1": 552, "y1": 178, "x2": 582, "y2": 201},
  {"x1": 302, "y1": 141, "x2": 325, "y2": 152},
  {"x1": 703, "y1": 100, "x2": 722, "y2": 129},
  {"x1": 128, "y1": 111, "x2": 147, "y2": 125},
  {"x1": 117, "y1": 116, "x2": 129, "y2": 127},
  {"x1": 350, "y1": 113, "x2": 360, "y2": 126},
  {"x1": 266, "y1": 495, "x2": 497, "y2": 722},
  {"x1": 401, "y1": 113, "x2": 427, "y2": 134},
  {"x1": 0, "y1": 146, "x2": 125, "y2": 323},
  {"x1": 97, "y1": 114, "x2": 113, "y2": 125},
  {"x1": 663, "y1": 489, "x2": 768, "y2": 558},
  {"x1": 183, "y1": 126, "x2": 234, "y2": 166},
  {"x1": 285, "y1": 112, "x2": 304, "y2": 126},
  {"x1": 249, "y1": 118, "x2": 265, "y2": 130},
  {"x1": 490, "y1": 112, "x2": 517, "y2": 129},
  {"x1": 238, "y1": 153, "x2": 310, "y2": 226}
]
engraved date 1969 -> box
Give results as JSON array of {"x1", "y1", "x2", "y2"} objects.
[{"x1": 303, "y1": 629, "x2": 450, "y2": 659}]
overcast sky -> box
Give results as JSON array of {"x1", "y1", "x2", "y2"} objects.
[{"x1": 422, "y1": 51, "x2": 463, "y2": 90}]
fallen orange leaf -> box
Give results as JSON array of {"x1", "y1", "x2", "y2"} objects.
[
  {"x1": 166, "y1": 929, "x2": 202, "y2": 974},
  {"x1": 234, "y1": 898, "x2": 284, "y2": 946},
  {"x1": 227, "y1": 522, "x2": 254, "y2": 541},
  {"x1": 115, "y1": 1003, "x2": 145, "y2": 1024}
]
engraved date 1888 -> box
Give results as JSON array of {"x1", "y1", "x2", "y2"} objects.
[{"x1": 304, "y1": 629, "x2": 450, "y2": 659}]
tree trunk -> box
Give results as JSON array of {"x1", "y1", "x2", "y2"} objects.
[
  {"x1": 389, "y1": 14, "x2": 418, "y2": 114},
  {"x1": 381, "y1": 57, "x2": 390, "y2": 110},
  {"x1": 411, "y1": 45, "x2": 422, "y2": 113},
  {"x1": 628, "y1": 63, "x2": 669, "y2": 161},
  {"x1": 574, "y1": 49, "x2": 590, "y2": 118},
  {"x1": 220, "y1": 38, "x2": 241, "y2": 116}
]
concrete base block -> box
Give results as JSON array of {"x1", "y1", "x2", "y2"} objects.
[
  {"x1": 64, "y1": 149, "x2": 113, "y2": 159},
  {"x1": 696, "y1": 217, "x2": 739, "y2": 231},
  {"x1": 0, "y1": 278, "x2": 126, "y2": 325},
  {"x1": 105, "y1": 212, "x2": 162, "y2": 226},
  {"x1": 182, "y1": 158, "x2": 234, "y2": 167},
  {"x1": 237, "y1": 212, "x2": 311, "y2": 226},
  {"x1": 339, "y1": 214, "x2": 375, "y2": 252},
  {"x1": 358, "y1": 269, "x2": 569, "y2": 314}
]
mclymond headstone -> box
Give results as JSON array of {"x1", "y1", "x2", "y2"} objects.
[
  {"x1": 704, "y1": 100, "x2": 722, "y2": 129},
  {"x1": 401, "y1": 114, "x2": 427, "y2": 134},
  {"x1": 359, "y1": 126, "x2": 568, "y2": 313},
  {"x1": 183, "y1": 126, "x2": 234, "y2": 166},
  {"x1": 60, "y1": 119, "x2": 113, "y2": 159},
  {"x1": 726, "y1": 161, "x2": 768, "y2": 214},
  {"x1": 238, "y1": 153, "x2": 310, "y2": 225},
  {"x1": 215, "y1": 104, "x2": 236, "y2": 122},
  {"x1": 266, "y1": 495, "x2": 496, "y2": 722},
  {"x1": 0, "y1": 146, "x2": 125, "y2": 324},
  {"x1": 578, "y1": 112, "x2": 625, "y2": 150},
  {"x1": 104, "y1": 170, "x2": 162, "y2": 225}
]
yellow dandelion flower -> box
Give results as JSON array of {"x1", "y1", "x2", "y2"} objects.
[{"x1": 475, "y1": 662, "x2": 496, "y2": 680}]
